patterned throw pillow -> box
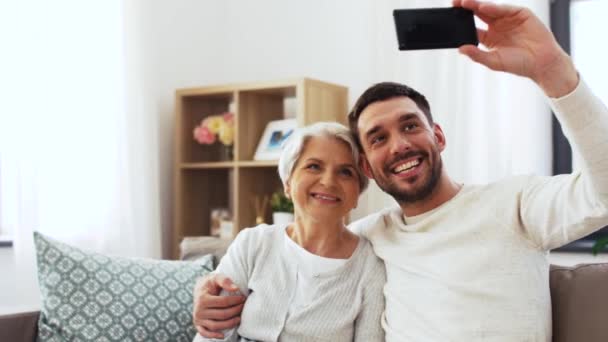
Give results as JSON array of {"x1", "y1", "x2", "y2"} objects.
[{"x1": 34, "y1": 232, "x2": 214, "y2": 342}]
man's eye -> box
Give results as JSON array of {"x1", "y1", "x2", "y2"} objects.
[
  {"x1": 404, "y1": 123, "x2": 418, "y2": 131},
  {"x1": 370, "y1": 135, "x2": 385, "y2": 145}
]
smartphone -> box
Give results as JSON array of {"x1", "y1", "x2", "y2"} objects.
[{"x1": 393, "y1": 7, "x2": 478, "y2": 50}]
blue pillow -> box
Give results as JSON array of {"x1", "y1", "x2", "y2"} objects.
[{"x1": 34, "y1": 232, "x2": 213, "y2": 341}]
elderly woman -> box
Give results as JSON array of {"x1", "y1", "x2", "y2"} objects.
[{"x1": 193, "y1": 122, "x2": 385, "y2": 342}]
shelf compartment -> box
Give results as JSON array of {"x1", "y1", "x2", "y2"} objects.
[
  {"x1": 237, "y1": 87, "x2": 297, "y2": 161},
  {"x1": 174, "y1": 169, "x2": 234, "y2": 249},
  {"x1": 235, "y1": 167, "x2": 283, "y2": 231},
  {"x1": 176, "y1": 92, "x2": 235, "y2": 163}
]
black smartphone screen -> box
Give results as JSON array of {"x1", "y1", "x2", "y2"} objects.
[{"x1": 393, "y1": 7, "x2": 478, "y2": 50}]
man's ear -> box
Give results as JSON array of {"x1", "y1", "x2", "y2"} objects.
[
  {"x1": 433, "y1": 123, "x2": 446, "y2": 152},
  {"x1": 360, "y1": 156, "x2": 375, "y2": 179}
]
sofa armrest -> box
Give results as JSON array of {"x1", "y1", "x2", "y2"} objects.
[
  {"x1": 550, "y1": 263, "x2": 608, "y2": 342},
  {"x1": 0, "y1": 311, "x2": 39, "y2": 342}
]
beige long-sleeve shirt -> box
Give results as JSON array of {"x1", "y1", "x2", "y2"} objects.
[{"x1": 350, "y1": 78, "x2": 608, "y2": 341}]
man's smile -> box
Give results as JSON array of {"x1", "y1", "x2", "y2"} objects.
[{"x1": 392, "y1": 158, "x2": 422, "y2": 174}]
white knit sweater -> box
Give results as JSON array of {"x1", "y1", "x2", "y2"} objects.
[
  {"x1": 194, "y1": 224, "x2": 386, "y2": 342},
  {"x1": 350, "y1": 79, "x2": 608, "y2": 341}
]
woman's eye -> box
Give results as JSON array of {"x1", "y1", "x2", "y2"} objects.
[
  {"x1": 306, "y1": 163, "x2": 320, "y2": 170},
  {"x1": 340, "y1": 168, "x2": 354, "y2": 177}
]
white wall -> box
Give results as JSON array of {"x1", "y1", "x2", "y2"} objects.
[
  {"x1": 130, "y1": 0, "x2": 382, "y2": 256},
  {"x1": 0, "y1": 248, "x2": 40, "y2": 315}
]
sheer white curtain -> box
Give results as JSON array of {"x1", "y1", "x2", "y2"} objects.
[
  {"x1": 353, "y1": 0, "x2": 553, "y2": 216},
  {"x1": 0, "y1": 0, "x2": 161, "y2": 311},
  {"x1": 570, "y1": 0, "x2": 608, "y2": 171}
]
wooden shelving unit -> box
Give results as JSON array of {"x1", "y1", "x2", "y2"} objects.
[{"x1": 172, "y1": 78, "x2": 348, "y2": 258}]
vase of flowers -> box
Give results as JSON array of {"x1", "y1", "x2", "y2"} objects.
[{"x1": 193, "y1": 112, "x2": 235, "y2": 161}]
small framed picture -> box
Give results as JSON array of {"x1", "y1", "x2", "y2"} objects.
[{"x1": 254, "y1": 119, "x2": 298, "y2": 161}]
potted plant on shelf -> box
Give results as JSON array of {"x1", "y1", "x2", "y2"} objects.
[
  {"x1": 193, "y1": 112, "x2": 235, "y2": 160},
  {"x1": 592, "y1": 237, "x2": 608, "y2": 255},
  {"x1": 270, "y1": 190, "x2": 294, "y2": 226}
]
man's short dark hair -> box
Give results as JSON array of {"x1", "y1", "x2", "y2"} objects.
[{"x1": 347, "y1": 82, "x2": 433, "y2": 151}]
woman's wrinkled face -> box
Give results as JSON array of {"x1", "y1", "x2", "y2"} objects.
[{"x1": 285, "y1": 136, "x2": 360, "y2": 224}]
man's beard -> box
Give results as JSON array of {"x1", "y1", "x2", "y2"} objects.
[{"x1": 372, "y1": 150, "x2": 442, "y2": 204}]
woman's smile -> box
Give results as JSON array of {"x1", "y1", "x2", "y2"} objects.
[{"x1": 310, "y1": 191, "x2": 342, "y2": 204}]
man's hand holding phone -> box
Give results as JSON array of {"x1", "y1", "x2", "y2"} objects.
[
  {"x1": 393, "y1": 6, "x2": 478, "y2": 50},
  {"x1": 453, "y1": 0, "x2": 578, "y2": 97},
  {"x1": 394, "y1": 0, "x2": 578, "y2": 97}
]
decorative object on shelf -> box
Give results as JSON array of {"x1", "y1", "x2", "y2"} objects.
[
  {"x1": 193, "y1": 112, "x2": 235, "y2": 160},
  {"x1": 210, "y1": 208, "x2": 230, "y2": 237},
  {"x1": 219, "y1": 219, "x2": 233, "y2": 239},
  {"x1": 220, "y1": 144, "x2": 233, "y2": 161},
  {"x1": 253, "y1": 195, "x2": 270, "y2": 224},
  {"x1": 254, "y1": 118, "x2": 297, "y2": 160},
  {"x1": 270, "y1": 190, "x2": 294, "y2": 225}
]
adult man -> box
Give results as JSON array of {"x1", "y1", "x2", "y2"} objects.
[{"x1": 193, "y1": 0, "x2": 608, "y2": 340}]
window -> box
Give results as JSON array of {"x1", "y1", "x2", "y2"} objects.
[{"x1": 551, "y1": 0, "x2": 608, "y2": 251}]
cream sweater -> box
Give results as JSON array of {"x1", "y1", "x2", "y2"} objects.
[
  {"x1": 350, "y1": 79, "x2": 608, "y2": 342},
  {"x1": 195, "y1": 224, "x2": 386, "y2": 342}
]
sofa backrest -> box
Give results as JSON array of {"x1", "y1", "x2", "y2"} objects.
[
  {"x1": 550, "y1": 263, "x2": 608, "y2": 342},
  {"x1": 0, "y1": 311, "x2": 39, "y2": 342}
]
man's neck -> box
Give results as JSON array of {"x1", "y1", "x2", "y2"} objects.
[{"x1": 399, "y1": 173, "x2": 462, "y2": 217}]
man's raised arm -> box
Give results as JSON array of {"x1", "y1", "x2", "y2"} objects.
[{"x1": 456, "y1": 0, "x2": 608, "y2": 249}]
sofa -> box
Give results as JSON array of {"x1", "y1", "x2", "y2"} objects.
[{"x1": 2, "y1": 235, "x2": 608, "y2": 341}]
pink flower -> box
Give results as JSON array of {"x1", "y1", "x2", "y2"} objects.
[
  {"x1": 193, "y1": 125, "x2": 216, "y2": 144},
  {"x1": 193, "y1": 113, "x2": 235, "y2": 146},
  {"x1": 223, "y1": 112, "x2": 234, "y2": 124}
]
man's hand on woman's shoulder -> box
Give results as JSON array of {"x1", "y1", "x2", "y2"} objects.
[{"x1": 192, "y1": 273, "x2": 246, "y2": 339}]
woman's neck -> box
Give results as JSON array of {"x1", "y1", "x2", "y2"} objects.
[{"x1": 287, "y1": 216, "x2": 357, "y2": 258}]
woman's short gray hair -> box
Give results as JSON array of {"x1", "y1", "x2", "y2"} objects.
[{"x1": 278, "y1": 122, "x2": 369, "y2": 193}]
